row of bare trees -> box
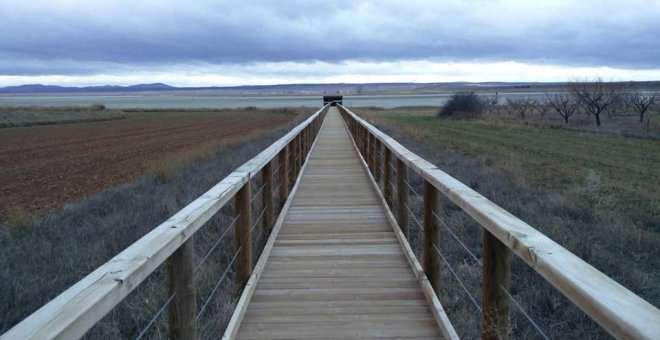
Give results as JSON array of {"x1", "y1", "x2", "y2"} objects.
[{"x1": 487, "y1": 78, "x2": 658, "y2": 129}]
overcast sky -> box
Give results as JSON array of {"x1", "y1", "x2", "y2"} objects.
[{"x1": 1, "y1": 0, "x2": 659, "y2": 86}]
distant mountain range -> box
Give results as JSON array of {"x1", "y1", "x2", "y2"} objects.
[
  {"x1": 0, "y1": 83, "x2": 177, "y2": 94},
  {"x1": 1, "y1": 81, "x2": 658, "y2": 95}
]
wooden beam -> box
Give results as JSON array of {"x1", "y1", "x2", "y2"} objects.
[
  {"x1": 423, "y1": 180, "x2": 440, "y2": 297},
  {"x1": 167, "y1": 238, "x2": 196, "y2": 340},
  {"x1": 288, "y1": 139, "x2": 296, "y2": 190},
  {"x1": 234, "y1": 182, "x2": 252, "y2": 290},
  {"x1": 383, "y1": 147, "x2": 392, "y2": 205},
  {"x1": 261, "y1": 162, "x2": 274, "y2": 232},
  {"x1": 368, "y1": 133, "x2": 375, "y2": 173},
  {"x1": 374, "y1": 139, "x2": 381, "y2": 183},
  {"x1": 482, "y1": 231, "x2": 511, "y2": 339},
  {"x1": 396, "y1": 158, "x2": 409, "y2": 239},
  {"x1": 278, "y1": 148, "x2": 288, "y2": 207}
]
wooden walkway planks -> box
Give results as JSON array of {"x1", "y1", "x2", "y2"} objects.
[{"x1": 233, "y1": 108, "x2": 445, "y2": 339}]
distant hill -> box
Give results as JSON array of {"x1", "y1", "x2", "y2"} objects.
[
  {"x1": 0, "y1": 83, "x2": 177, "y2": 94},
  {"x1": 1, "y1": 81, "x2": 658, "y2": 95}
]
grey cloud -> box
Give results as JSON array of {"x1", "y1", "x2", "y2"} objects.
[{"x1": 1, "y1": 0, "x2": 659, "y2": 75}]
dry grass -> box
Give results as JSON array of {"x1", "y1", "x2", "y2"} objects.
[
  {"x1": 0, "y1": 105, "x2": 125, "y2": 128},
  {"x1": 357, "y1": 108, "x2": 659, "y2": 339},
  {"x1": 144, "y1": 128, "x2": 270, "y2": 183},
  {"x1": 0, "y1": 115, "x2": 305, "y2": 338}
]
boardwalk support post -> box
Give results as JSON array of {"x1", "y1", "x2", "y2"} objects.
[
  {"x1": 234, "y1": 181, "x2": 252, "y2": 291},
  {"x1": 374, "y1": 139, "x2": 381, "y2": 183},
  {"x1": 368, "y1": 134, "x2": 375, "y2": 172},
  {"x1": 262, "y1": 162, "x2": 274, "y2": 232},
  {"x1": 423, "y1": 180, "x2": 441, "y2": 296},
  {"x1": 396, "y1": 158, "x2": 409, "y2": 238},
  {"x1": 278, "y1": 148, "x2": 289, "y2": 206},
  {"x1": 482, "y1": 231, "x2": 511, "y2": 339},
  {"x1": 288, "y1": 140, "x2": 296, "y2": 190},
  {"x1": 167, "y1": 238, "x2": 196, "y2": 340},
  {"x1": 383, "y1": 147, "x2": 392, "y2": 205}
]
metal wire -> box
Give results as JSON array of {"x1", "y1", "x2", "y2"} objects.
[
  {"x1": 250, "y1": 182, "x2": 266, "y2": 204},
  {"x1": 250, "y1": 207, "x2": 267, "y2": 234},
  {"x1": 501, "y1": 285, "x2": 552, "y2": 340},
  {"x1": 431, "y1": 211, "x2": 482, "y2": 265},
  {"x1": 196, "y1": 248, "x2": 241, "y2": 322},
  {"x1": 195, "y1": 215, "x2": 239, "y2": 273},
  {"x1": 429, "y1": 215, "x2": 548, "y2": 338},
  {"x1": 404, "y1": 179, "x2": 423, "y2": 201},
  {"x1": 404, "y1": 202, "x2": 424, "y2": 233},
  {"x1": 135, "y1": 293, "x2": 176, "y2": 340},
  {"x1": 432, "y1": 243, "x2": 482, "y2": 313}
]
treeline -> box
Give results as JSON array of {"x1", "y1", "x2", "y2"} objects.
[{"x1": 439, "y1": 78, "x2": 659, "y2": 131}]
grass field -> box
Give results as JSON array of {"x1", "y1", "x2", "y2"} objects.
[
  {"x1": 355, "y1": 107, "x2": 659, "y2": 338},
  {"x1": 0, "y1": 105, "x2": 126, "y2": 128},
  {"x1": 360, "y1": 107, "x2": 660, "y2": 230}
]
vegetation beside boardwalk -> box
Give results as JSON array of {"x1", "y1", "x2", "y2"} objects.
[
  {"x1": 0, "y1": 105, "x2": 126, "y2": 128},
  {"x1": 0, "y1": 116, "x2": 304, "y2": 338},
  {"x1": 357, "y1": 106, "x2": 659, "y2": 338}
]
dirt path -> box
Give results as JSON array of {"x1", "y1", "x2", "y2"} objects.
[{"x1": 0, "y1": 110, "x2": 300, "y2": 224}]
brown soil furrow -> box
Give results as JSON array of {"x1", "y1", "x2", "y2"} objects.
[{"x1": 0, "y1": 109, "x2": 301, "y2": 224}]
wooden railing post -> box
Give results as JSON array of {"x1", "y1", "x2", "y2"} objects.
[
  {"x1": 374, "y1": 139, "x2": 381, "y2": 183},
  {"x1": 383, "y1": 147, "x2": 392, "y2": 204},
  {"x1": 368, "y1": 134, "x2": 375, "y2": 172},
  {"x1": 423, "y1": 180, "x2": 441, "y2": 296},
  {"x1": 304, "y1": 128, "x2": 308, "y2": 155},
  {"x1": 297, "y1": 134, "x2": 303, "y2": 171},
  {"x1": 167, "y1": 238, "x2": 196, "y2": 340},
  {"x1": 396, "y1": 158, "x2": 409, "y2": 238},
  {"x1": 279, "y1": 147, "x2": 289, "y2": 203},
  {"x1": 288, "y1": 138, "x2": 296, "y2": 188},
  {"x1": 366, "y1": 133, "x2": 371, "y2": 169},
  {"x1": 261, "y1": 162, "x2": 274, "y2": 232},
  {"x1": 482, "y1": 231, "x2": 512, "y2": 339},
  {"x1": 234, "y1": 182, "x2": 252, "y2": 291},
  {"x1": 360, "y1": 126, "x2": 366, "y2": 154},
  {"x1": 302, "y1": 128, "x2": 308, "y2": 158}
]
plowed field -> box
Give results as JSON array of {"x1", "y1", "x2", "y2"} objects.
[{"x1": 0, "y1": 109, "x2": 301, "y2": 223}]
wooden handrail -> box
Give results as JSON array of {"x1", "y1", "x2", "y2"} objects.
[
  {"x1": 2, "y1": 104, "x2": 329, "y2": 340},
  {"x1": 337, "y1": 104, "x2": 660, "y2": 340}
]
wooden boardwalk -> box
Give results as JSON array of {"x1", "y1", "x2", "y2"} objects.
[
  {"x1": 231, "y1": 108, "x2": 446, "y2": 338},
  {"x1": 6, "y1": 105, "x2": 658, "y2": 340}
]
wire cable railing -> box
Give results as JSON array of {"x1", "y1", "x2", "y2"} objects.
[
  {"x1": 196, "y1": 248, "x2": 242, "y2": 323},
  {"x1": 195, "y1": 215, "x2": 240, "y2": 273},
  {"x1": 135, "y1": 293, "x2": 176, "y2": 340},
  {"x1": 404, "y1": 174, "x2": 551, "y2": 339}
]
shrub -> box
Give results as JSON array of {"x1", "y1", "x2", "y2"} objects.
[
  {"x1": 438, "y1": 92, "x2": 485, "y2": 119},
  {"x1": 90, "y1": 104, "x2": 106, "y2": 111}
]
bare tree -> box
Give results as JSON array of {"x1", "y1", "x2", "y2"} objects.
[
  {"x1": 485, "y1": 92, "x2": 499, "y2": 115},
  {"x1": 568, "y1": 78, "x2": 620, "y2": 127},
  {"x1": 533, "y1": 97, "x2": 551, "y2": 120},
  {"x1": 605, "y1": 91, "x2": 627, "y2": 119},
  {"x1": 507, "y1": 97, "x2": 535, "y2": 119},
  {"x1": 627, "y1": 89, "x2": 658, "y2": 123},
  {"x1": 546, "y1": 92, "x2": 579, "y2": 124}
]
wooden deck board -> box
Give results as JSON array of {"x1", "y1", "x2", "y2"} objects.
[{"x1": 234, "y1": 108, "x2": 445, "y2": 339}]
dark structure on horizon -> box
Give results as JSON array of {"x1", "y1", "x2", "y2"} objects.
[{"x1": 323, "y1": 95, "x2": 343, "y2": 106}]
